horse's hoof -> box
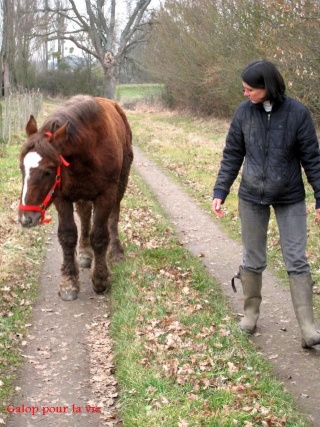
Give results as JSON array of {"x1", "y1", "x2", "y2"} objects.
[
  {"x1": 79, "y1": 256, "x2": 92, "y2": 268},
  {"x1": 92, "y1": 277, "x2": 110, "y2": 294},
  {"x1": 92, "y1": 283, "x2": 109, "y2": 294},
  {"x1": 59, "y1": 289, "x2": 78, "y2": 301}
]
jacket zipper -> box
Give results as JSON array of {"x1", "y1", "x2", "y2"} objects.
[{"x1": 260, "y1": 112, "x2": 271, "y2": 203}]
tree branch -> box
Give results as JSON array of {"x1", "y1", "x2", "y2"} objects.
[{"x1": 120, "y1": 0, "x2": 152, "y2": 48}]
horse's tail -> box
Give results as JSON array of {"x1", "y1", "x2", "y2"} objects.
[
  {"x1": 110, "y1": 101, "x2": 133, "y2": 201},
  {"x1": 113, "y1": 102, "x2": 133, "y2": 148}
]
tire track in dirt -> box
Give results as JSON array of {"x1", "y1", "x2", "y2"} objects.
[
  {"x1": 133, "y1": 146, "x2": 320, "y2": 427},
  {"x1": 6, "y1": 221, "x2": 119, "y2": 427}
]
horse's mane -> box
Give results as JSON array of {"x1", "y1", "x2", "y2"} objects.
[
  {"x1": 20, "y1": 135, "x2": 60, "y2": 164},
  {"x1": 21, "y1": 95, "x2": 103, "y2": 162},
  {"x1": 41, "y1": 95, "x2": 102, "y2": 139}
]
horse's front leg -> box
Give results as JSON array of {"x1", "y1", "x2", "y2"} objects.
[
  {"x1": 55, "y1": 200, "x2": 79, "y2": 301},
  {"x1": 90, "y1": 195, "x2": 115, "y2": 294},
  {"x1": 75, "y1": 200, "x2": 93, "y2": 268}
]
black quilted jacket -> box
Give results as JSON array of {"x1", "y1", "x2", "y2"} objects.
[{"x1": 213, "y1": 95, "x2": 320, "y2": 208}]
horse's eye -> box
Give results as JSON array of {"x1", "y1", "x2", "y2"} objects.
[{"x1": 43, "y1": 169, "x2": 54, "y2": 178}]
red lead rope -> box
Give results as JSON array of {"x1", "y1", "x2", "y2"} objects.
[{"x1": 19, "y1": 132, "x2": 70, "y2": 223}]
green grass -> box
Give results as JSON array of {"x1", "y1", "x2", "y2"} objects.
[
  {"x1": 115, "y1": 83, "x2": 164, "y2": 102},
  {"x1": 111, "y1": 170, "x2": 310, "y2": 426}
]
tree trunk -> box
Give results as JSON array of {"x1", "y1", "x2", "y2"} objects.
[
  {"x1": 2, "y1": 61, "x2": 11, "y2": 96},
  {"x1": 102, "y1": 53, "x2": 118, "y2": 99},
  {"x1": 1, "y1": 0, "x2": 15, "y2": 96}
]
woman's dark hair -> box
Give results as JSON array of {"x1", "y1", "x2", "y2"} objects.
[{"x1": 241, "y1": 60, "x2": 286, "y2": 103}]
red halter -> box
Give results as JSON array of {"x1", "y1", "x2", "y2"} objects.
[{"x1": 19, "y1": 132, "x2": 70, "y2": 224}]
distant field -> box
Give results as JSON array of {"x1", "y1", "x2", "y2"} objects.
[{"x1": 115, "y1": 83, "x2": 164, "y2": 102}]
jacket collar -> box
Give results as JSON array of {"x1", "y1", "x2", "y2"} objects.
[{"x1": 250, "y1": 94, "x2": 286, "y2": 112}]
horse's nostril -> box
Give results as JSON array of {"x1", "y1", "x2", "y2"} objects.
[{"x1": 21, "y1": 215, "x2": 32, "y2": 227}]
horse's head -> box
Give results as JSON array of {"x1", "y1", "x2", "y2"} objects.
[{"x1": 18, "y1": 116, "x2": 69, "y2": 227}]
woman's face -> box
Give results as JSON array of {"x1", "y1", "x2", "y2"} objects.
[{"x1": 242, "y1": 82, "x2": 268, "y2": 104}]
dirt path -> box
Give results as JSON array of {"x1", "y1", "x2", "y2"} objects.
[
  {"x1": 6, "y1": 223, "x2": 119, "y2": 427},
  {"x1": 133, "y1": 146, "x2": 320, "y2": 426},
  {"x1": 5, "y1": 145, "x2": 320, "y2": 427}
]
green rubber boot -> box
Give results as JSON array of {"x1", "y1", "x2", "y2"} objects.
[
  {"x1": 289, "y1": 273, "x2": 320, "y2": 348},
  {"x1": 239, "y1": 267, "x2": 262, "y2": 334}
]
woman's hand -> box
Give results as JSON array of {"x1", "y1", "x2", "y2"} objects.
[{"x1": 212, "y1": 198, "x2": 224, "y2": 218}]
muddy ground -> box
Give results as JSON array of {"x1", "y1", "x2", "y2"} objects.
[{"x1": 5, "y1": 146, "x2": 320, "y2": 426}]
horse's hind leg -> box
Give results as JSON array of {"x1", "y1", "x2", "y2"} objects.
[
  {"x1": 76, "y1": 200, "x2": 93, "y2": 268},
  {"x1": 108, "y1": 165, "x2": 131, "y2": 263},
  {"x1": 107, "y1": 201, "x2": 124, "y2": 263}
]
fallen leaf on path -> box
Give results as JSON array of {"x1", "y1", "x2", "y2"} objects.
[{"x1": 268, "y1": 354, "x2": 278, "y2": 360}]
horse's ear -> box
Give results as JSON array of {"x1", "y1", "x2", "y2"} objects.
[
  {"x1": 53, "y1": 122, "x2": 68, "y2": 142},
  {"x1": 26, "y1": 115, "x2": 38, "y2": 136}
]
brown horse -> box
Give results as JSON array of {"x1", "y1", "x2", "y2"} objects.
[{"x1": 18, "y1": 95, "x2": 133, "y2": 301}]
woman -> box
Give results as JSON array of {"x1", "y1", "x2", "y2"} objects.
[{"x1": 212, "y1": 59, "x2": 320, "y2": 348}]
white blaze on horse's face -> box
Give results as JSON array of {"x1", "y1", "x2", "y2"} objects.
[{"x1": 22, "y1": 151, "x2": 42, "y2": 205}]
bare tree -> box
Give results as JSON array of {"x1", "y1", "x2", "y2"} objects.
[
  {"x1": 42, "y1": 0, "x2": 154, "y2": 98},
  {"x1": 1, "y1": 0, "x2": 59, "y2": 93},
  {"x1": 1, "y1": 0, "x2": 15, "y2": 95},
  {"x1": 15, "y1": 0, "x2": 41, "y2": 88}
]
